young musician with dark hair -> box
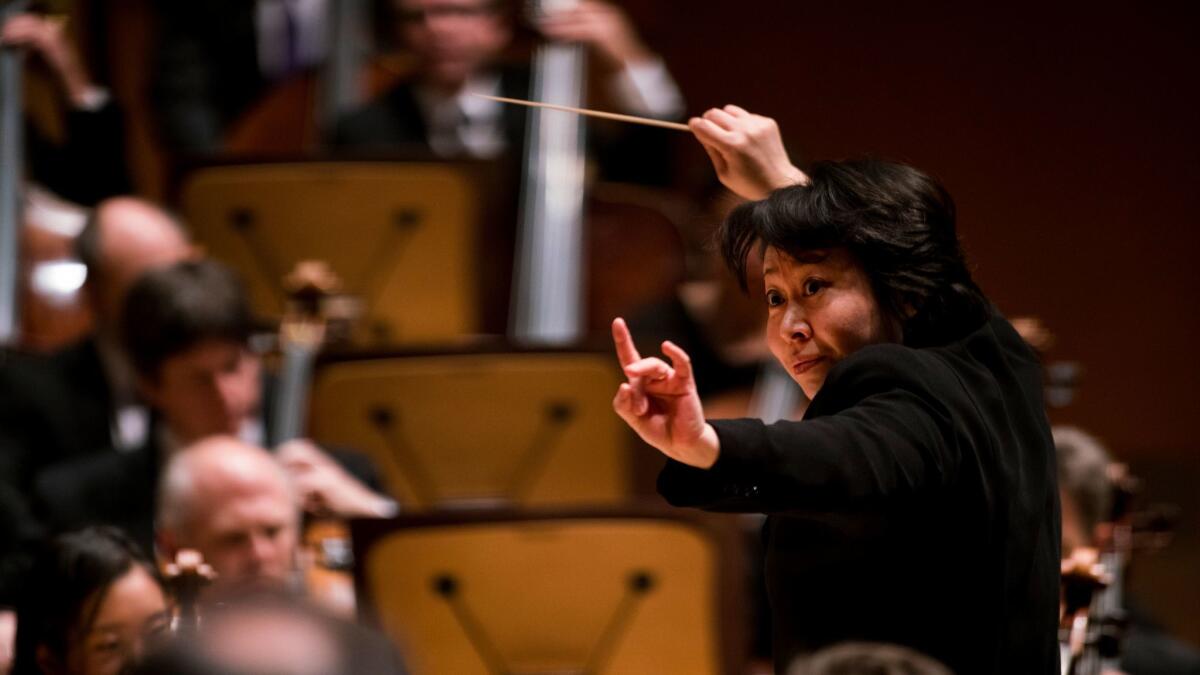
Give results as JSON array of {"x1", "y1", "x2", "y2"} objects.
[
  {"x1": 11, "y1": 527, "x2": 169, "y2": 675},
  {"x1": 612, "y1": 106, "x2": 1060, "y2": 673},
  {"x1": 33, "y1": 260, "x2": 393, "y2": 555}
]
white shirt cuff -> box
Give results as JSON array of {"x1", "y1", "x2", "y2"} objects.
[{"x1": 73, "y1": 86, "x2": 111, "y2": 112}]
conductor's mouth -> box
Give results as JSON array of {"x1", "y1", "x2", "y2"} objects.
[{"x1": 792, "y1": 356, "x2": 825, "y2": 375}]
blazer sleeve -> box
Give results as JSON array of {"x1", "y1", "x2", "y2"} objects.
[{"x1": 658, "y1": 346, "x2": 964, "y2": 514}]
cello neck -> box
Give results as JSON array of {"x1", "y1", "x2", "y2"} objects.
[
  {"x1": 0, "y1": 0, "x2": 30, "y2": 347},
  {"x1": 509, "y1": 0, "x2": 589, "y2": 345}
]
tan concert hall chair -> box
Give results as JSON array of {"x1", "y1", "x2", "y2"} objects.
[
  {"x1": 351, "y1": 509, "x2": 744, "y2": 675},
  {"x1": 309, "y1": 351, "x2": 630, "y2": 510},
  {"x1": 179, "y1": 161, "x2": 479, "y2": 345}
]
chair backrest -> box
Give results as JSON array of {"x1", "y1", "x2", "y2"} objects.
[
  {"x1": 179, "y1": 161, "x2": 479, "y2": 345},
  {"x1": 310, "y1": 351, "x2": 630, "y2": 509},
  {"x1": 352, "y1": 510, "x2": 742, "y2": 675}
]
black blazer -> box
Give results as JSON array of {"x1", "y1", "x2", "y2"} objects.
[
  {"x1": 151, "y1": 1, "x2": 268, "y2": 152},
  {"x1": 26, "y1": 101, "x2": 132, "y2": 206},
  {"x1": 0, "y1": 338, "x2": 115, "y2": 492},
  {"x1": 658, "y1": 313, "x2": 1061, "y2": 675},
  {"x1": 330, "y1": 65, "x2": 531, "y2": 156},
  {"x1": 34, "y1": 439, "x2": 159, "y2": 555}
]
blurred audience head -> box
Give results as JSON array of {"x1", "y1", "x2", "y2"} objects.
[
  {"x1": 389, "y1": 0, "x2": 512, "y2": 89},
  {"x1": 157, "y1": 436, "x2": 299, "y2": 593},
  {"x1": 1053, "y1": 425, "x2": 1114, "y2": 554},
  {"x1": 121, "y1": 259, "x2": 260, "y2": 444},
  {"x1": 12, "y1": 527, "x2": 169, "y2": 675},
  {"x1": 133, "y1": 590, "x2": 407, "y2": 675},
  {"x1": 787, "y1": 641, "x2": 954, "y2": 675},
  {"x1": 75, "y1": 198, "x2": 191, "y2": 332}
]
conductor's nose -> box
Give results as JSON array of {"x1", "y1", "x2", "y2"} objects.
[{"x1": 780, "y1": 307, "x2": 812, "y2": 343}]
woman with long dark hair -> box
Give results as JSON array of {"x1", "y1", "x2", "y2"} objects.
[
  {"x1": 612, "y1": 106, "x2": 1059, "y2": 673},
  {"x1": 12, "y1": 527, "x2": 170, "y2": 675}
]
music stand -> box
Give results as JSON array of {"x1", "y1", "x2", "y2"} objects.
[
  {"x1": 309, "y1": 349, "x2": 629, "y2": 509},
  {"x1": 351, "y1": 508, "x2": 746, "y2": 675},
  {"x1": 179, "y1": 160, "x2": 480, "y2": 345}
]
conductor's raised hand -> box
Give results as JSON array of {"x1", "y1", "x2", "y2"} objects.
[
  {"x1": 611, "y1": 318, "x2": 719, "y2": 469},
  {"x1": 689, "y1": 104, "x2": 808, "y2": 201}
]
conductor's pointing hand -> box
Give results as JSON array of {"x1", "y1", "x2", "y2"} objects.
[{"x1": 611, "y1": 318, "x2": 720, "y2": 469}]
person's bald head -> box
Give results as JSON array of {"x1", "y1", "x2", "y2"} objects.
[
  {"x1": 76, "y1": 197, "x2": 192, "y2": 328},
  {"x1": 157, "y1": 436, "x2": 299, "y2": 590}
]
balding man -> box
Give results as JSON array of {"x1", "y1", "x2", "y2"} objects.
[
  {"x1": 157, "y1": 436, "x2": 300, "y2": 589},
  {"x1": 0, "y1": 197, "x2": 192, "y2": 494}
]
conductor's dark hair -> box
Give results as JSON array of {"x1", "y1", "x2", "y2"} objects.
[
  {"x1": 121, "y1": 259, "x2": 254, "y2": 381},
  {"x1": 12, "y1": 527, "x2": 162, "y2": 675},
  {"x1": 721, "y1": 160, "x2": 990, "y2": 347}
]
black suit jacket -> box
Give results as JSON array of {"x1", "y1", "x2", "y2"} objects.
[
  {"x1": 330, "y1": 66, "x2": 527, "y2": 155},
  {"x1": 34, "y1": 440, "x2": 159, "y2": 555},
  {"x1": 26, "y1": 100, "x2": 132, "y2": 206},
  {"x1": 0, "y1": 338, "x2": 115, "y2": 492},
  {"x1": 151, "y1": 1, "x2": 267, "y2": 152},
  {"x1": 658, "y1": 313, "x2": 1061, "y2": 674}
]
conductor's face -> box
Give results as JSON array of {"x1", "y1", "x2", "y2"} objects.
[
  {"x1": 763, "y1": 246, "x2": 900, "y2": 399},
  {"x1": 395, "y1": 0, "x2": 511, "y2": 89}
]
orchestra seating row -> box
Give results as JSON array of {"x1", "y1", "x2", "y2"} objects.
[{"x1": 175, "y1": 161, "x2": 742, "y2": 673}]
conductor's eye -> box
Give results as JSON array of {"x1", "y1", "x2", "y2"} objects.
[
  {"x1": 766, "y1": 290, "x2": 785, "y2": 307},
  {"x1": 802, "y1": 278, "x2": 828, "y2": 297}
]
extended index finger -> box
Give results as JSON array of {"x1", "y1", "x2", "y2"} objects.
[{"x1": 611, "y1": 317, "x2": 642, "y2": 367}]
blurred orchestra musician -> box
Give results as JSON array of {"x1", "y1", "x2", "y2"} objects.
[
  {"x1": 131, "y1": 588, "x2": 408, "y2": 675},
  {"x1": 786, "y1": 641, "x2": 953, "y2": 675},
  {"x1": 32, "y1": 259, "x2": 395, "y2": 555},
  {"x1": 155, "y1": 436, "x2": 302, "y2": 594},
  {"x1": 330, "y1": 0, "x2": 684, "y2": 185},
  {"x1": 612, "y1": 106, "x2": 1061, "y2": 673},
  {"x1": 151, "y1": 0, "x2": 333, "y2": 154},
  {"x1": 1054, "y1": 426, "x2": 1200, "y2": 675},
  {"x1": 0, "y1": 8, "x2": 131, "y2": 206},
  {"x1": 0, "y1": 199, "x2": 191, "y2": 517},
  {"x1": 11, "y1": 527, "x2": 170, "y2": 675}
]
